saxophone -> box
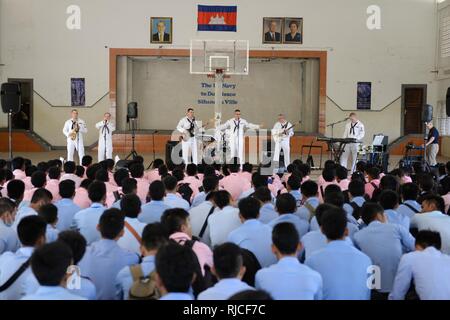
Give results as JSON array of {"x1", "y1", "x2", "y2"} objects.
[{"x1": 69, "y1": 121, "x2": 79, "y2": 141}]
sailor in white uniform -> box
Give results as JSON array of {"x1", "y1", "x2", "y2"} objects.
[
  {"x1": 272, "y1": 114, "x2": 294, "y2": 166},
  {"x1": 62, "y1": 109, "x2": 88, "y2": 163},
  {"x1": 95, "y1": 112, "x2": 115, "y2": 162},
  {"x1": 340, "y1": 112, "x2": 365, "y2": 173}
]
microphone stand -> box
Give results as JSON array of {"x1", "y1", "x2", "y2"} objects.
[{"x1": 326, "y1": 118, "x2": 348, "y2": 139}]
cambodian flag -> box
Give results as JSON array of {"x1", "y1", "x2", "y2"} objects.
[{"x1": 197, "y1": 5, "x2": 237, "y2": 32}]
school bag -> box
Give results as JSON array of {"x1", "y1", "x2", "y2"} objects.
[{"x1": 128, "y1": 265, "x2": 160, "y2": 300}]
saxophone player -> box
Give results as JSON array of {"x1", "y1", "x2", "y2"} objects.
[{"x1": 62, "y1": 109, "x2": 88, "y2": 163}]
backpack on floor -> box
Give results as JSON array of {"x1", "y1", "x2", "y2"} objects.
[{"x1": 128, "y1": 265, "x2": 160, "y2": 300}]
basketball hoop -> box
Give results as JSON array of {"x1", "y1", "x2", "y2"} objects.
[{"x1": 207, "y1": 69, "x2": 231, "y2": 79}]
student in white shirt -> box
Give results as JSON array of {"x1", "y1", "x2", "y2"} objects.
[
  {"x1": 163, "y1": 175, "x2": 190, "y2": 210},
  {"x1": 198, "y1": 243, "x2": 253, "y2": 300},
  {"x1": 37, "y1": 204, "x2": 60, "y2": 243},
  {"x1": 0, "y1": 198, "x2": 20, "y2": 254},
  {"x1": 253, "y1": 186, "x2": 278, "y2": 224},
  {"x1": 397, "y1": 183, "x2": 421, "y2": 219},
  {"x1": 12, "y1": 188, "x2": 53, "y2": 231},
  {"x1": 5, "y1": 179, "x2": 25, "y2": 210},
  {"x1": 189, "y1": 191, "x2": 216, "y2": 246},
  {"x1": 139, "y1": 180, "x2": 171, "y2": 224},
  {"x1": 390, "y1": 230, "x2": 450, "y2": 300},
  {"x1": 117, "y1": 194, "x2": 147, "y2": 255},
  {"x1": 156, "y1": 242, "x2": 196, "y2": 300},
  {"x1": 191, "y1": 175, "x2": 219, "y2": 208}
]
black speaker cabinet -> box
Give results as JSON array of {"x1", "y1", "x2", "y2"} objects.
[{"x1": 1, "y1": 82, "x2": 21, "y2": 114}]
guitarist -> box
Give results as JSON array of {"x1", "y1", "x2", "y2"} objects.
[
  {"x1": 272, "y1": 113, "x2": 294, "y2": 166},
  {"x1": 176, "y1": 108, "x2": 200, "y2": 165}
]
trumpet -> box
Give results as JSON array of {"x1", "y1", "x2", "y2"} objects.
[{"x1": 69, "y1": 122, "x2": 80, "y2": 141}]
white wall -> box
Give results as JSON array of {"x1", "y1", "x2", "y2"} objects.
[{"x1": 0, "y1": 0, "x2": 440, "y2": 145}]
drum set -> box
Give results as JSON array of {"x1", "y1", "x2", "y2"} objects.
[
  {"x1": 357, "y1": 143, "x2": 387, "y2": 170},
  {"x1": 198, "y1": 132, "x2": 231, "y2": 164}
]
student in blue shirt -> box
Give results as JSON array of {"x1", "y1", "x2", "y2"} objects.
[
  {"x1": 54, "y1": 180, "x2": 81, "y2": 231},
  {"x1": 343, "y1": 179, "x2": 366, "y2": 224},
  {"x1": 256, "y1": 222, "x2": 322, "y2": 300},
  {"x1": 253, "y1": 187, "x2": 278, "y2": 224},
  {"x1": 305, "y1": 207, "x2": 372, "y2": 300},
  {"x1": 116, "y1": 223, "x2": 168, "y2": 300},
  {"x1": 287, "y1": 175, "x2": 302, "y2": 206},
  {"x1": 397, "y1": 183, "x2": 421, "y2": 219},
  {"x1": 156, "y1": 242, "x2": 196, "y2": 300},
  {"x1": 6, "y1": 179, "x2": 25, "y2": 210},
  {"x1": 192, "y1": 176, "x2": 219, "y2": 208},
  {"x1": 353, "y1": 202, "x2": 415, "y2": 299},
  {"x1": 0, "y1": 198, "x2": 20, "y2": 254},
  {"x1": 38, "y1": 204, "x2": 60, "y2": 243},
  {"x1": 78, "y1": 208, "x2": 140, "y2": 300},
  {"x1": 110, "y1": 169, "x2": 131, "y2": 208},
  {"x1": 198, "y1": 243, "x2": 253, "y2": 300},
  {"x1": 13, "y1": 188, "x2": 53, "y2": 231},
  {"x1": 228, "y1": 197, "x2": 276, "y2": 267},
  {"x1": 22, "y1": 241, "x2": 85, "y2": 300},
  {"x1": 379, "y1": 190, "x2": 409, "y2": 229},
  {"x1": 112, "y1": 178, "x2": 137, "y2": 209},
  {"x1": 268, "y1": 193, "x2": 309, "y2": 239},
  {"x1": 139, "y1": 180, "x2": 171, "y2": 223},
  {"x1": 296, "y1": 180, "x2": 320, "y2": 221},
  {"x1": 72, "y1": 181, "x2": 107, "y2": 244}
]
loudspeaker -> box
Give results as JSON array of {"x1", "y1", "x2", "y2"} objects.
[
  {"x1": 1, "y1": 82, "x2": 21, "y2": 114},
  {"x1": 115, "y1": 160, "x2": 133, "y2": 170},
  {"x1": 127, "y1": 102, "x2": 138, "y2": 119},
  {"x1": 447, "y1": 87, "x2": 450, "y2": 117},
  {"x1": 422, "y1": 104, "x2": 433, "y2": 123},
  {"x1": 165, "y1": 141, "x2": 183, "y2": 168}
]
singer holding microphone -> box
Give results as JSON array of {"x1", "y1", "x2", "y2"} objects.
[
  {"x1": 340, "y1": 112, "x2": 365, "y2": 173},
  {"x1": 95, "y1": 112, "x2": 115, "y2": 161}
]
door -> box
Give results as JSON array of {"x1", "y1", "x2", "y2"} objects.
[
  {"x1": 402, "y1": 85, "x2": 426, "y2": 135},
  {"x1": 8, "y1": 78, "x2": 33, "y2": 130}
]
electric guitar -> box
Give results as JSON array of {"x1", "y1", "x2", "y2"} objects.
[
  {"x1": 272, "y1": 121, "x2": 299, "y2": 143},
  {"x1": 179, "y1": 120, "x2": 212, "y2": 142}
]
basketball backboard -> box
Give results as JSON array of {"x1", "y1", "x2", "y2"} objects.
[{"x1": 190, "y1": 40, "x2": 249, "y2": 75}]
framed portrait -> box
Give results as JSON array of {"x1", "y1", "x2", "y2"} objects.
[
  {"x1": 150, "y1": 17, "x2": 173, "y2": 44},
  {"x1": 357, "y1": 82, "x2": 372, "y2": 110},
  {"x1": 71, "y1": 78, "x2": 85, "y2": 107},
  {"x1": 283, "y1": 18, "x2": 303, "y2": 44},
  {"x1": 262, "y1": 17, "x2": 283, "y2": 44}
]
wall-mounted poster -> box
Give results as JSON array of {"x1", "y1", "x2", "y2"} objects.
[
  {"x1": 283, "y1": 18, "x2": 303, "y2": 44},
  {"x1": 262, "y1": 17, "x2": 283, "y2": 43},
  {"x1": 151, "y1": 17, "x2": 173, "y2": 43},
  {"x1": 71, "y1": 78, "x2": 85, "y2": 106},
  {"x1": 357, "y1": 82, "x2": 372, "y2": 110}
]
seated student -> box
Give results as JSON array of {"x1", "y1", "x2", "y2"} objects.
[
  {"x1": 0, "y1": 216, "x2": 47, "y2": 300},
  {"x1": 129, "y1": 163, "x2": 150, "y2": 203},
  {"x1": 60, "y1": 161, "x2": 82, "y2": 188},
  {"x1": 144, "y1": 158, "x2": 164, "y2": 183},
  {"x1": 111, "y1": 168, "x2": 130, "y2": 199},
  {"x1": 21, "y1": 242, "x2": 85, "y2": 300},
  {"x1": 112, "y1": 177, "x2": 137, "y2": 209},
  {"x1": 318, "y1": 167, "x2": 337, "y2": 201},
  {"x1": 73, "y1": 178, "x2": 93, "y2": 209},
  {"x1": 219, "y1": 158, "x2": 251, "y2": 201},
  {"x1": 75, "y1": 165, "x2": 85, "y2": 180},
  {"x1": 0, "y1": 198, "x2": 20, "y2": 254},
  {"x1": 207, "y1": 190, "x2": 242, "y2": 247},
  {"x1": 116, "y1": 223, "x2": 168, "y2": 300},
  {"x1": 161, "y1": 208, "x2": 213, "y2": 274},
  {"x1": 181, "y1": 164, "x2": 202, "y2": 196},
  {"x1": 316, "y1": 160, "x2": 336, "y2": 186},
  {"x1": 13, "y1": 188, "x2": 53, "y2": 230},
  {"x1": 198, "y1": 243, "x2": 253, "y2": 300},
  {"x1": 37, "y1": 204, "x2": 59, "y2": 243},
  {"x1": 343, "y1": 179, "x2": 366, "y2": 224},
  {"x1": 191, "y1": 176, "x2": 219, "y2": 208},
  {"x1": 6, "y1": 179, "x2": 25, "y2": 209},
  {"x1": 305, "y1": 208, "x2": 372, "y2": 300},
  {"x1": 238, "y1": 173, "x2": 268, "y2": 200},
  {"x1": 155, "y1": 242, "x2": 197, "y2": 300},
  {"x1": 411, "y1": 195, "x2": 450, "y2": 255},
  {"x1": 23, "y1": 171, "x2": 48, "y2": 202},
  {"x1": 372, "y1": 174, "x2": 400, "y2": 203},
  {"x1": 268, "y1": 193, "x2": 309, "y2": 239},
  {"x1": 442, "y1": 178, "x2": 450, "y2": 214},
  {"x1": 189, "y1": 191, "x2": 216, "y2": 246},
  {"x1": 81, "y1": 155, "x2": 93, "y2": 176},
  {"x1": 239, "y1": 163, "x2": 253, "y2": 184},
  {"x1": 286, "y1": 174, "x2": 302, "y2": 203},
  {"x1": 22, "y1": 165, "x2": 37, "y2": 191},
  {"x1": 253, "y1": 186, "x2": 278, "y2": 224},
  {"x1": 296, "y1": 180, "x2": 319, "y2": 221},
  {"x1": 72, "y1": 181, "x2": 107, "y2": 244},
  {"x1": 95, "y1": 169, "x2": 117, "y2": 195},
  {"x1": 390, "y1": 230, "x2": 450, "y2": 300},
  {"x1": 397, "y1": 183, "x2": 421, "y2": 219},
  {"x1": 46, "y1": 167, "x2": 61, "y2": 201},
  {"x1": 117, "y1": 194, "x2": 146, "y2": 255},
  {"x1": 417, "y1": 174, "x2": 436, "y2": 204},
  {"x1": 11, "y1": 157, "x2": 26, "y2": 180},
  {"x1": 78, "y1": 208, "x2": 139, "y2": 300},
  {"x1": 256, "y1": 223, "x2": 322, "y2": 300},
  {"x1": 227, "y1": 197, "x2": 276, "y2": 267},
  {"x1": 140, "y1": 181, "x2": 170, "y2": 223},
  {"x1": 353, "y1": 203, "x2": 415, "y2": 299},
  {"x1": 379, "y1": 190, "x2": 409, "y2": 230},
  {"x1": 54, "y1": 180, "x2": 80, "y2": 231},
  {"x1": 57, "y1": 231, "x2": 96, "y2": 300},
  {"x1": 365, "y1": 167, "x2": 381, "y2": 199},
  {"x1": 163, "y1": 175, "x2": 190, "y2": 210},
  {"x1": 335, "y1": 165, "x2": 350, "y2": 191}
]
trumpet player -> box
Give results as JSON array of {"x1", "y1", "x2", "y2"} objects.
[
  {"x1": 95, "y1": 112, "x2": 115, "y2": 162},
  {"x1": 62, "y1": 109, "x2": 88, "y2": 163}
]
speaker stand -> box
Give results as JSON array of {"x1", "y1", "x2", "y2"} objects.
[
  {"x1": 125, "y1": 121, "x2": 139, "y2": 160},
  {"x1": 8, "y1": 110, "x2": 13, "y2": 160}
]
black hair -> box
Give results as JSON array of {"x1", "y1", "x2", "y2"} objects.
[
  {"x1": 213, "y1": 190, "x2": 231, "y2": 209},
  {"x1": 186, "y1": 164, "x2": 198, "y2": 176},
  {"x1": 122, "y1": 178, "x2": 137, "y2": 195},
  {"x1": 202, "y1": 176, "x2": 219, "y2": 193},
  {"x1": 419, "y1": 174, "x2": 435, "y2": 192},
  {"x1": 63, "y1": 161, "x2": 76, "y2": 174},
  {"x1": 57, "y1": 230, "x2": 87, "y2": 265},
  {"x1": 30, "y1": 242, "x2": 73, "y2": 286},
  {"x1": 87, "y1": 181, "x2": 107, "y2": 203},
  {"x1": 287, "y1": 175, "x2": 301, "y2": 190},
  {"x1": 81, "y1": 155, "x2": 93, "y2": 167},
  {"x1": 172, "y1": 168, "x2": 185, "y2": 182},
  {"x1": 253, "y1": 186, "x2": 272, "y2": 203},
  {"x1": 238, "y1": 196, "x2": 261, "y2": 220},
  {"x1": 17, "y1": 215, "x2": 47, "y2": 246},
  {"x1": 155, "y1": 242, "x2": 197, "y2": 293},
  {"x1": 0, "y1": 198, "x2": 16, "y2": 217},
  {"x1": 48, "y1": 167, "x2": 61, "y2": 180},
  {"x1": 95, "y1": 169, "x2": 109, "y2": 183},
  {"x1": 335, "y1": 165, "x2": 348, "y2": 180},
  {"x1": 421, "y1": 194, "x2": 446, "y2": 213},
  {"x1": 98, "y1": 208, "x2": 125, "y2": 239},
  {"x1": 242, "y1": 163, "x2": 253, "y2": 173},
  {"x1": 152, "y1": 159, "x2": 164, "y2": 170},
  {"x1": 149, "y1": 180, "x2": 166, "y2": 201},
  {"x1": 272, "y1": 222, "x2": 299, "y2": 255},
  {"x1": 30, "y1": 188, "x2": 53, "y2": 204},
  {"x1": 315, "y1": 203, "x2": 338, "y2": 227},
  {"x1": 228, "y1": 158, "x2": 240, "y2": 173},
  {"x1": 348, "y1": 179, "x2": 365, "y2": 197},
  {"x1": 114, "y1": 168, "x2": 129, "y2": 187},
  {"x1": 163, "y1": 175, "x2": 178, "y2": 191},
  {"x1": 361, "y1": 202, "x2": 384, "y2": 225},
  {"x1": 379, "y1": 190, "x2": 399, "y2": 210},
  {"x1": 36, "y1": 162, "x2": 49, "y2": 173},
  {"x1": 129, "y1": 163, "x2": 144, "y2": 179},
  {"x1": 321, "y1": 207, "x2": 347, "y2": 240},
  {"x1": 366, "y1": 167, "x2": 380, "y2": 180},
  {"x1": 322, "y1": 168, "x2": 336, "y2": 182},
  {"x1": 75, "y1": 165, "x2": 85, "y2": 178},
  {"x1": 141, "y1": 223, "x2": 169, "y2": 251},
  {"x1": 25, "y1": 165, "x2": 37, "y2": 177},
  {"x1": 7, "y1": 179, "x2": 25, "y2": 200},
  {"x1": 229, "y1": 289, "x2": 273, "y2": 300},
  {"x1": 38, "y1": 203, "x2": 58, "y2": 225},
  {"x1": 324, "y1": 191, "x2": 345, "y2": 208},
  {"x1": 161, "y1": 208, "x2": 189, "y2": 235},
  {"x1": 275, "y1": 193, "x2": 297, "y2": 214},
  {"x1": 80, "y1": 178, "x2": 93, "y2": 190},
  {"x1": 400, "y1": 183, "x2": 419, "y2": 201},
  {"x1": 58, "y1": 179, "x2": 75, "y2": 200},
  {"x1": 31, "y1": 171, "x2": 47, "y2": 188},
  {"x1": 415, "y1": 230, "x2": 442, "y2": 250},
  {"x1": 251, "y1": 173, "x2": 268, "y2": 189},
  {"x1": 213, "y1": 243, "x2": 243, "y2": 279},
  {"x1": 86, "y1": 164, "x2": 101, "y2": 180},
  {"x1": 300, "y1": 180, "x2": 318, "y2": 198},
  {"x1": 11, "y1": 157, "x2": 25, "y2": 170},
  {"x1": 120, "y1": 194, "x2": 141, "y2": 218}
]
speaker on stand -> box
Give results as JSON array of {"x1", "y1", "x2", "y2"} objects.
[
  {"x1": 1, "y1": 83, "x2": 21, "y2": 160},
  {"x1": 125, "y1": 102, "x2": 139, "y2": 160}
]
